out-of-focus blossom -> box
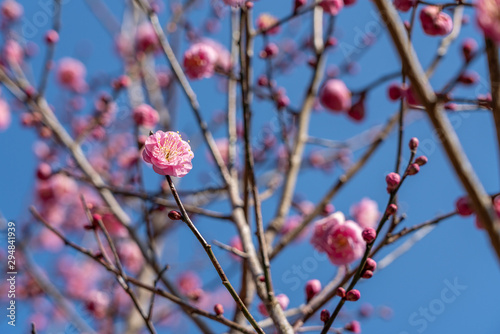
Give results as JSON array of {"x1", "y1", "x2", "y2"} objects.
[
  {"x1": 56, "y1": 58, "x2": 87, "y2": 93},
  {"x1": 477, "y1": 0, "x2": 500, "y2": 43},
  {"x1": 183, "y1": 42, "x2": 218, "y2": 80},
  {"x1": 350, "y1": 198, "x2": 380, "y2": 229}
]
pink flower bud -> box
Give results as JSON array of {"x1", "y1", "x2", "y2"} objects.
[
  {"x1": 348, "y1": 98, "x2": 365, "y2": 122},
  {"x1": 257, "y1": 75, "x2": 269, "y2": 86},
  {"x1": 409, "y1": 137, "x2": 419, "y2": 150},
  {"x1": 168, "y1": 210, "x2": 183, "y2": 220},
  {"x1": 214, "y1": 303, "x2": 224, "y2": 316},
  {"x1": 256, "y1": 13, "x2": 280, "y2": 35},
  {"x1": 461, "y1": 38, "x2": 477, "y2": 62},
  {"x1": 1, "y1": 0, "x2": 23, "y2": 21},
  {"x1": 320, "y1": 0, "x2": 344, "y2": 16},
  {"x1": 364, "y1": 258, "x2": 377, "y2": 271},
  {"x1": 362, "y1": 227, "x2": 376, "y2": 243},
  {"x1": 36, "y1": 163, "x2": 52, "y2": 180},
  {"x1": 345, "y1": 320, "x2": 361, "y2": 333},
  {"x1": 393, "y1": 0, "x2": 414, "y2": 12},
  {"x1": 319, "y1": 79, "x2": 352, "y2": 112},
  {"x1": 415, "y1": 155, "x2": 428, "y2": 166},
  {"x1": 346, "y1": 289, "x2": 361, "y2": 301},
  {"x1": 362, "y1": 270, "x2": 373, "y2": 279},
  {"x1": 388, "y1": 83, "x2": 403, "y2": 101},
  {"x1": 458, "y1": 71, "x2": 479, "y2": 85},
  {"x1": 305, "y1": 279, "x2": 322, "y2": 302},
  {"x1": 322, "y1": 203, "x2": 335, "y2": 216},
  {"x1": 386, "y1": 203, "x2": 398, "y2": 216},
  {"x1": 420, "y1": 6, "x2": 453, "y2": 36},
  {"x1": 320, "y1": 309, "x2": 330, "y2": 322},
  {"x1": 455, "y1": 196, "x2": 474, "y2": 216},
  {"x1": 261, "y1": 43, "x2": 279, "y2": 58},
  {"x1": 407, "y1": 163, "x2": 420, "y2": 175},
  {"x1": 386, "y1": 172, "x2": 401, "y2": 192},
  {"x1": 112, "y1": 75, "x2": 131, "y2": 89},
  {"x1": 45, "y1": 30, "x2": 59, "y2": 44},
  {"x1": 294, "y1": 0, "x2": 306, "y2": 11},
  {"x1": 336, "y1": 287, "x2": 346, "y2": 298}
]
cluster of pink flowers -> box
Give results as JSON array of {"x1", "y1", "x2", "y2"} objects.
[
  {"x1": 419, "y1": 6, "x2": 453, "y2": 36},
  {"x1": 183, "y1": 42, "x2": 218, "y2": 80},
  {"x1": 56, "y1": 58, "x2": 87, "y2": 93},
  {"x1": 142, "y1": 130, "x2": 194, "y2": 177},
  {"x1": 477, "y1": 0, "x2": 500, "y2": 43},
  {"x1": 310, "y1": 211, "x2": 365, "y2": 265}
]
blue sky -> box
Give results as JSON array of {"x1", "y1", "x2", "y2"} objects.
[{"x1": 0, "y1": 0, "x2": 499, "y2": 333}]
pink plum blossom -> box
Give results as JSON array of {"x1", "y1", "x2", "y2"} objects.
[
  {"x1": 477, "y1": 0, "x2": 500, "y2": 43},
  {"x1": 0, "y1": 98, "x2": 10, "y2": 131},
  {"x1": 142, "y1": 130, "x2": 194, "y2": 177},
  {"x1": 350, "y1": 198, "x2": 380, "y2": 229},
  {"x1": 393, "y1": 0, "x2": 414, "y2": 12},
  {"x1": 177, "y1": 271, "x2": 202, "y2": 295},
  {"x1": 118, "y1": 240, "x2": 144, "y2": 274},
  {"x1": 258, "y1": 294, "x2": 290, "y2": 316},
  {"x1": 132, "y1": 104, "x2": 160, "y2": 128},
  {"x1": 135, "y1": 23, "x2": 160, "y2": 53},
  {"x1": 311, "y1": 211, "x2": 365, "y2": 265},
  {"x1": 1, "y1": 0, "x2": 22, "y2": 21},
  {"x1": 85, "y1": 290, "x2": 110, "y2": 319},
  {"x1": 56, "y1": 58, "x2": 87, "y2": 92},
  {"x1": 256, "y1": 13, "x2": 280, "y2": 34},
  {"x1": 4, "y1": 39, "x2": 23, "y2": 64},
  {"x1": 419, "y1": 6, "x2": 453, "y2": 36},
  {"x1": 183, "y1": 42, "x2": 218, "y2": 80},
  {"x1": 320, "y1": 0, "x2": 344, "y2": 16},
  {"x1": 319, "y1": 79, "x2": 352, "y2": 112}
]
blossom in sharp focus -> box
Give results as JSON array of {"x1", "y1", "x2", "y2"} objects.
[
  {"x1": 419, "y1": 6, "x2": 453, "y2": 36},
  {"x1": 132, "y1": 104, "x2": 160, "y2": 128},
  {"x1": 319, "y1": 79, "x2": 352, "y2": 112},
  {"x1": 320, "y1": 0, "x2": 344, "y2": 16},
  {"x1": 311, "y1": 211, "x2": 365, "y2": 265},
  {"x1": 477, "y1": 0, "x2": 500, "y2": 43},
  {"x1": 183, "y1": 42, "x2": 218, "y2": 80},
  {"x1": 142, "y1": 130, "x2": 194, "y2": 177},
  {"x1": 350, "y1": 198, "x2": 380, "y2": 229},
  {"x1": 56, "y1": 57, "x2": 87, "y2": 93}
]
